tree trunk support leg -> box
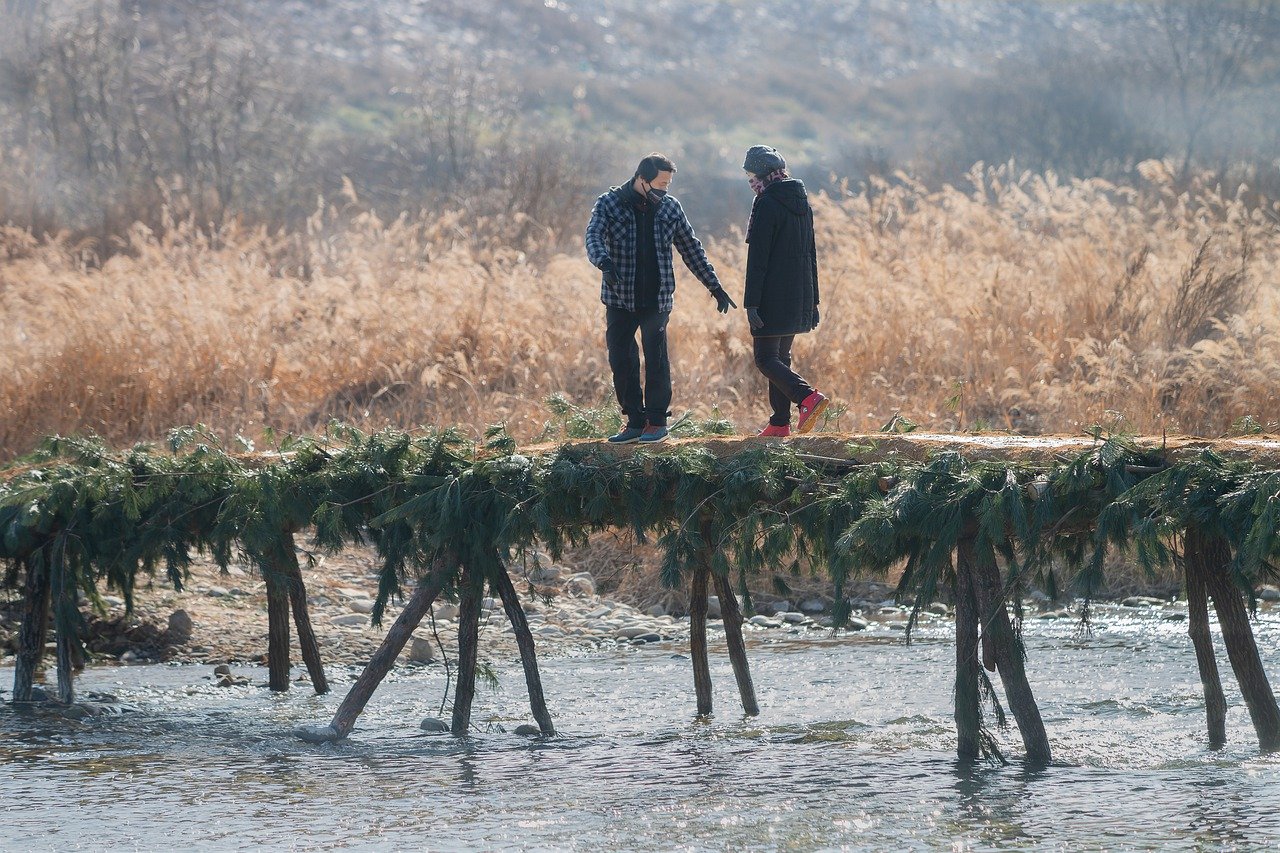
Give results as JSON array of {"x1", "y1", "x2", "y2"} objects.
[
  {"x1": 712, "y1": 569, "x2": 759, "y2": 716},
  {"x1": 280, "y1": 530, "x2": 328, "y2": 694},
  {"x1": 961, "y1": 536, "x2": 1052, "y2": 764},
  {"x1": 316, "y1": 558, "x2": 451, "y2": 740},
  {"x1": 13, "y1": 557, "x2": 51, "y2": 703},
  {"x1": 493, "y1": 555, "x2": 555, "y2": 736},
  {"x1": 1184, "y1": 531, "x2": 1227, "y2": 748},
  {"x1": 953, "y1": 552, "x2": 982, "y2": 761},
  {"x1": 689, "y1": 561, "x2": 713, "y2": 717},
  {"x1": 451, "y1": 566, "x2": 484, "y2": 736},
  {"x1": 1190, "y1": 526, "x2": 1280, "y2": 753},
  {"x1": 265, "y1": 555, "x2": 291, "y2": 692}
]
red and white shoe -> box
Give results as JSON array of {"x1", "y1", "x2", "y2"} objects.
[
  {"x1": 757, "y1": 423, "x2": 791, "y2": 438},
  {"x1": 796, "y1": 391, "x2": 829, "y2": 434}
]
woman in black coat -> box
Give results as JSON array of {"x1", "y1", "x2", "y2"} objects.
[{"x1": 742, "y1": 145, "x2": 828, "y2": 436}]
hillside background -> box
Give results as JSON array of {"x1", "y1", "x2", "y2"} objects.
[{"x1": 2, "y1": 0, "x2": 1277, "y2": 243}]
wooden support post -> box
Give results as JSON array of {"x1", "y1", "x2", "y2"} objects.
[
  {"x1": 689, "y1": 562, "x2": 713, "y2": 717},
  {"x1": 264, "y1": 557, "x2": 291, "y2": 692},
  {"x1": 451, "y1": 567, "x2": 484, "y2": 736},
  {"x1": 279, "y1": 530, "x2": 328, "y2": 694},
  {"x1": 712, "y1": 571, "x2": 759, "y2": 716},
  {"x1": 53, "y1": 566, "x2": 76, "y2": 705},
  {"x1": 493, "y1": 556, "x2": 555, "y2": 736},
  {"x1": 1184, "y1": 531, "x2": 1227, "y2": 748},
  {"x1": 13, "y1": 558, "x2": 51, "y2": 703},
  {"x1": 960, "y1": 536, "x2": 1052, "y2": 764},
  {"x1": 310, "y1": 561, "x2": 451, "y2": 741},
  {"x1": 1189, "y1": 525, "x2": 1280, "y2": 753},
  {"x1": 952, "y1": 552, "x2": 982, "y2": 761}
]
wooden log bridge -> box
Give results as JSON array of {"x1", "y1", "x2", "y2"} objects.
[{"x1": 5, "y1": 428, "x2": 1280, "y2": 761}]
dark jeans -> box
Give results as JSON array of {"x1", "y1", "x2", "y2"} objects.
[
  {"x1": 606, "y1": 306, "x2": 671, "y2": 428},
  {"x1": 753, "y1": 335, "x2": 814, "y2": 426}
]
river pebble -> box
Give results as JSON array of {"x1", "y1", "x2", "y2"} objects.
[{"x1": 406, "y1": 637, "x2": 436, "y2": 663}]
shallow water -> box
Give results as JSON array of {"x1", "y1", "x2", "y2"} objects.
[{"x1": 3, "y1": 605, "x2": 1280, "y2": 851}]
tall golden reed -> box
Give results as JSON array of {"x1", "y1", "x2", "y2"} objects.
[{"x1": 2, "y1": 161, "x2": 1278, "y2": 459}]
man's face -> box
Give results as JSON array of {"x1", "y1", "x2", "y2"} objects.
[{"x1": 647, "y1": 171, "x2": 673, "y2": 192}]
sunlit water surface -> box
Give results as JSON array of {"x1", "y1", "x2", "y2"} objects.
[{"x1": 3, "y1": 605, "x2": 1280, "y2": 851}]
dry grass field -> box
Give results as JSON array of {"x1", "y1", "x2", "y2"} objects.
[{"x1": 2, "y1": 161, "x2": 1278, "y2": 460}]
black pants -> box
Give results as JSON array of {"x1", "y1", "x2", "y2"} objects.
[
  {"x1": 753, "y1": 335, "x2": 814, "y2": 427},
  {"x1": 606, "y1": 306, "x2": 671, "y2": 428}
]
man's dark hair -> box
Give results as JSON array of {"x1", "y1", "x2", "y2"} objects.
[{"x1": 636, "y1": 153, "x2": 676, "y2": 181}]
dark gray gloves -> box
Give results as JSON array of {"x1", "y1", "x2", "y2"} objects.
[
  {"x1": 711, "y1": 287, "x2": 737, "y2": 314},
  {"x1": 600, "y1": 259, "x2": 620, "y2": 290},
  {"x1": 747, "y1": 307, "x2": 764, "y2": 330}
]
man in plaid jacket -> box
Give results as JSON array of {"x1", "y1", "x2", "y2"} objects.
[{"x1": 585, "y1": 152, "x2": 736, "y2": 444}]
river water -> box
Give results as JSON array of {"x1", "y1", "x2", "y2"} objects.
[{"x1": 3, "y1": 604, "x2": 1280, "y2": 851}]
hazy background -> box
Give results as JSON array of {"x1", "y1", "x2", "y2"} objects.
[{"x1": 1, "y1": 0, "x2": 1277, "y2": 248}]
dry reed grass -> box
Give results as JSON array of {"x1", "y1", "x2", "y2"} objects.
[{"x1": 3, "y1": 161, "x2": 1279, "y2": 459}]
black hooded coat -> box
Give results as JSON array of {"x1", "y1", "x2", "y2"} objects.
[{"x1": 743, "y1": 178, "x2": 819, "y2": 337}]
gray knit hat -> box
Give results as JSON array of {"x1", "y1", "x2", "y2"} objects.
[{"x1": 742, "y1": 145, "x2": 786, "y2": 176}]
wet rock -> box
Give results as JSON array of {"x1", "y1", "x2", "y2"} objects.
[
  {"x1": 748, "y1": 615, "x2": 782, "y2": 628},
  {"x1": 119, "y1": 650, "x2": 139, "y2": 663},
  {"x1": 58, "y1": 703, "x2": 92, "y2": 721},
  {"x1": 406, "y1": 637, "x2": 436, "y2": 664},
  {"x1": 514, "y1": 724, "x2": 542, "y2": 736},
  {"x1": 636, "y1": 633, "x2": 663, "y2": 643},
  {"x1": 616, "y1": 626, "x2": 652, "y2": 639},
  {"x1": 886, "y1": 621, "x2": 909, "y2": 631},
  {"x1": 1164, "y1": 612, "x2": 1188, "y2": 622},
  {"x1": 295, "y1": 725, "x2": 342, "y2": 743},
  {"x1": 799, "y1": 598, "x2": 827, "y2": 613},
  {"x1": 1122, "y1": 596, "x2": 1165, "y2": 608},
  {"x1": 166, "y1": 610, "x2": 194, "y2": 643},
  {"x1": 419, "y1": 717, "x2": 450, "y2": 732},
  {"x1": 213, "y1": 664, "x2": 232, "y2": 676}
]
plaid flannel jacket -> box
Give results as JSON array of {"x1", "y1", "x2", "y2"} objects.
[{"x1": 585, "y1": 184, "x2": 722, "y2": 312}]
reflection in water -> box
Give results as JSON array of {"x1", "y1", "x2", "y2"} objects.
[{"x1": 1, "y1": 605, "x2": 1279, "y2": 850}]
